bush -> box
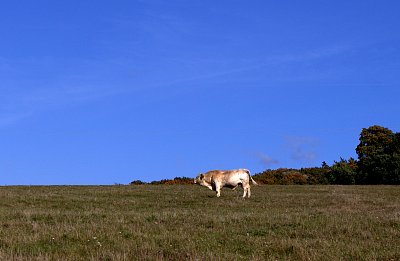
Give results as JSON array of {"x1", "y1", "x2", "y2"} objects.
[
  {"x1": 150, "y1": 177, "x2": 193, "y2": 185},
  {"x1": 300, "y1": 166, "x2": 331, "y2": 185},
  {"x1": 254, "y1": 168, "x2": 308, "y2": 185},
  {"x1": 130, "y1": 180, "x2": 147, "y2": 185},
  {"x1": 282, "y1": 172, "x2": 308, "y2": 185}
]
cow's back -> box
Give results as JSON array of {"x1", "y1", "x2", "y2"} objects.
[
  {"x1": 223, "y1": 169, "x2": 250, "y2": 184},
  {"x1": 204, "y1": 170, "x2": 224, "y2": 183}
]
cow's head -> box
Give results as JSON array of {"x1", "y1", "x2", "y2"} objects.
[{"x1": 194, "y1": 173, "x2": 205, "y2": 185}]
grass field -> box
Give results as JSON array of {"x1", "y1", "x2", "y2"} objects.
[{"x1": 0, "y1": 185, "x2": 399, "y2": 260}]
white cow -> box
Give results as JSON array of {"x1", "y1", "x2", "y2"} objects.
[{"x1": 194, "y1": 169, "x2": 257, "y2": 198}]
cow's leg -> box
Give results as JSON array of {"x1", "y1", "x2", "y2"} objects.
[
  {"x1": 214, "y1": 183, "x2": 221, "y2": 197},
  {"x1": 216, "y1": 187, "x2": 221, "y2": 197},
  {"x1": 242, "y1": 182, "x2": 250, "y2": 198}
]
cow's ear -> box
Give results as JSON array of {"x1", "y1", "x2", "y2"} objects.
[{"x1": 200, "y1": 174, "x2": 204, "y2": 180}]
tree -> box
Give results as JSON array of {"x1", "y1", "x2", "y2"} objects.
[
  {"x1": 386, "y1": 132, "x2": 400, "y2": 184},
  {"x1": 300, "y1": 163, "x2": 331, "y2": 185},
  {"x1": 330, "y1": 158, "x2": 357, "y2": 185},
  {"x1": 356, "y1": 125, "x2": 395, "y2": 184}
]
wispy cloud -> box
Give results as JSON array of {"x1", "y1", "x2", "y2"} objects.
[
  {"x1": 0, "y1": 56, "x2": 131, "y2": 127},
  {"x1": 0, "y1": 38, "x2": 354, "y2": 127},
  {"x1": 272, "y1": 44, "x2": 352, "y2": 64},
  {"x1": 285, "y1": 136, "x2": 320, "y2": 163},
  {"x1": 256, "y1": 152, "x2": 279, "y2": 168},
  {"x1": 154, "y1": 43, "x2": 354, "y2": 89},
  {"x1": 0, "y1": 112, "x2": 33, "y2": 127},
  {"x1": 0, "y1": 83, "x2": 122, "y2": 128}
]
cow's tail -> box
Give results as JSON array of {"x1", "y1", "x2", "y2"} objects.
[{"x1": 245, "y1": 169, "x2": 258, "y2": 185}]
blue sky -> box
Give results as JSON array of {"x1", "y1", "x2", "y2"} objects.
[{"x1": 1, "y1": 1, "x2": 399, "y2": 185}]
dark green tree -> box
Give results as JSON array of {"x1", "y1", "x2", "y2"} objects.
[
  {"x1": 330, "y1": 158, "x2": 357, "y2": 185},
  {"x1": 386, "y1": 132, "x2": 400, "y2": 184},
  {"x1": 356, "y1": 125, "x2": 395, "y2": 184}
]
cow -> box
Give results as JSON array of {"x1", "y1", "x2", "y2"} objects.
[{"x1": 194, "y1": 169, "x2": 257, "y2": 198}]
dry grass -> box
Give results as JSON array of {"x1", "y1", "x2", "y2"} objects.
[{"x1": 0, "y1": 185, "x2": 399, "y2": 260}]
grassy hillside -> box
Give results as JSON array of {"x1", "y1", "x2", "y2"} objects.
[{"x1": 0, "y1": 185, "x2": 399, "y2": 260}]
